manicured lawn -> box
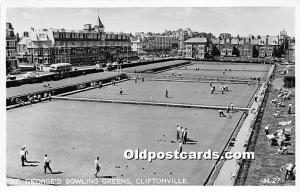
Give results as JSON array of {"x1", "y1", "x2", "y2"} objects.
[
  {"x1": 69, "y1": 80, "x2": 257, "y2": 107},
  {"x1": 6, "y1": 61, "x2": 266, "y2": 185},
  {"x1": 7, "y1": 100, "x2": 243, "y2": 185}
]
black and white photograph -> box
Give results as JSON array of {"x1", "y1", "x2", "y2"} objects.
[{"x1": 1, "y1": 0, "x2": 298, "y2": 191}]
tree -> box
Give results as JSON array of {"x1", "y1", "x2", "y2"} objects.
[
  {"x1": 232, "y1": 46, "x2": 240, "y2": 57},
  {"x1": 272, "y1": 47, "x2": 278, "y2": 57},
  {"x1": 211, "y1": 45, "x2": 220, "y2": 57},
  {"x1": 204, "y1": 52, "x2": 211, "y2": 59},
  {"x1": 252, "y1": 46, "x2": 259, "y2": 58},
  {"x1": 284, "y1": 38, "x2": 289, "y2": 51},
  {"x1": 16, "y1": 32, "x2": 20, "y2": 42},
  {"x1": 277, "y1": 44, "x2": 285, "y2": 58}
]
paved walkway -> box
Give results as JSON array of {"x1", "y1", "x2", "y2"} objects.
[
  {"x1": 213, "y1": 83, "x2": 268, "y2": 185},
  {"x1": 7, "y1": 72, "x2": 120, "y2": 98}
]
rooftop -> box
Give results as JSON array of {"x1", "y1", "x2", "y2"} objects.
[{"x1": 185, "y1": 37, "x2": 207, "y2": 43}]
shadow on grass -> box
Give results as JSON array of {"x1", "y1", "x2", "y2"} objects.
[
  {"x1": 185, "y1": 138, "x2": 197, "y2": 145},
  {"x1": 23, "y1": 164, "x2": 39, "y2": 167},
  {"x1": 286, "y1": 152, "x2": 295, "y2": 155},
  {"x1": 96, "y1": 175, "x2": 116, "y2": 178},
  {"x1": 51, "y1": 171, "x2": 64, "y2": 174},
  {"x1": 26, "y1": 160, "x2": 40, "y2": 164}
]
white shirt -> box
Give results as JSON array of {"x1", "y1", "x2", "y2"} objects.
[
  {"x1": 44, "y1": 157, "x2": 50, "y2": 163},
  {"x1": 286, "y1": 164, "x2": 294, "y2": 171},
  {"x1": 95, "y1": 159, "x2": 99, "y2": 168},
  {"x1": 265, "y1": 125, "x2": 269, "y2": 130},
  {"x1": 20, "y1": 150, "x2": 25, "y2": 156}
]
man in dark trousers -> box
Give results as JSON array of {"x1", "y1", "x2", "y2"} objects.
[
  {"x1": 23, "y1": 146, "x2": 29, "y2": 163},
  {"x1": 20, "y1": 147, "x2": 26, "y2": 166},
  {"x1": 264, "y1": 125, "x2": 269, "y2": 135},
  {"x1": 284, "y1": 163, "x2": 295, "y2": 180},
  {"x1": 165, "y1": 89, "x2": 168, "y2": 98},
  {"x1": 230, "y1": 103, "x2": 234, "y2": 112},
  {"x1": 178, "y1": 141, "x2": 183, "y2": 154},
  {"x1": 288, "y1": 104, "x2": 292, "y2": 114},
  {"x1": 95, "y1": 156, "x2": 101, "y2": 177},
  {"x1": 183, "y1": 128, "x2": 188, "y2": 144},
  {"x1": 176, "y1": 125, "x2": 181, "y2": 140},
  {"x1": 44, "y1": 154, "x2": 53, "y2": 174},
  {"x1": 226, "y1": 105, "x2": 230, "y2": 113}
]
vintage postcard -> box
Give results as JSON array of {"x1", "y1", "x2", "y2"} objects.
[{"x1": 1, "y1": 0, "x2": 297, "y2": 191}]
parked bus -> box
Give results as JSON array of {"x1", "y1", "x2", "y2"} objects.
[{"x1": 50, "y1": 63, "x2": 72, "y2": 73}]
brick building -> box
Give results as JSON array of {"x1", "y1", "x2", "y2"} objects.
[
  {"x1": 184, "y1": 37, "x2": 207, "y2": 59},
  {"x1": 6, "y1": 22, "x2": 18, "y2": 73},
  {"x1": 288, "y1": 43, "x2": 295, "y2": 63},
  {"x1": 239, "y1": 37, "x2": 251, "y2": 57},
  {"x1": 16, "y1": 16, "x2": 133, "y2": 66},
  {"x1": 219, "y1": 38, "x2": 233, "y2": 57},
  {"x1": 143, "y1": 35, "x2": 178, "y2": 52}
]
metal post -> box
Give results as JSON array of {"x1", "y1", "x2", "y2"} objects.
[{"x1": 127, "y1": 44, "x2": 129, "y2": 63}]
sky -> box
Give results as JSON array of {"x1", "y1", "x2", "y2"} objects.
[{"x1": 6, "y1": 7, "x2": 295, "y2": 37}]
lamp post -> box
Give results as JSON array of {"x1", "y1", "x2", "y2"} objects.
[{"x1": 127, "y1": 44, "x2": 129, "y2": 63}]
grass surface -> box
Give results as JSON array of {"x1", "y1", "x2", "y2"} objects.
[
  {"x1": 68, "y1": 80, "x2": 257, "y2": 107},
  {"x1": 160, "y1": 69, "x2": 268, "y2": 80},
  {"x1": 187, "y1": 62, "x2": 270, "y2": 71},
  {"x1": 242, "y1": 65, "x2": 295, "y2": 186},
  {"x1": 6, "y1": 61, "x2": 266, "y2": 185},
  {"x1": 160, "y1": 62, "x2": 271, "y2": 80},
  {"x1": 7, "y1": 100, "x2": 243, "y2": 185}
]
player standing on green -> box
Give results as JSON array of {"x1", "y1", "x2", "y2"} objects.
[
  {"x1": 95, "y1": 157, "x2": 101, "y2": 177},
  {"x1": 44, "y1": 154, "x2": 53, "y2": 174}
]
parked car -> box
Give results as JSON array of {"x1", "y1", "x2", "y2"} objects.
[
  {"x1": 7, "y1": 75, "x2": 16, "y2": 80},
  {"x1": 10, "y1": 69, "x2": 22, "y2": 75}
]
